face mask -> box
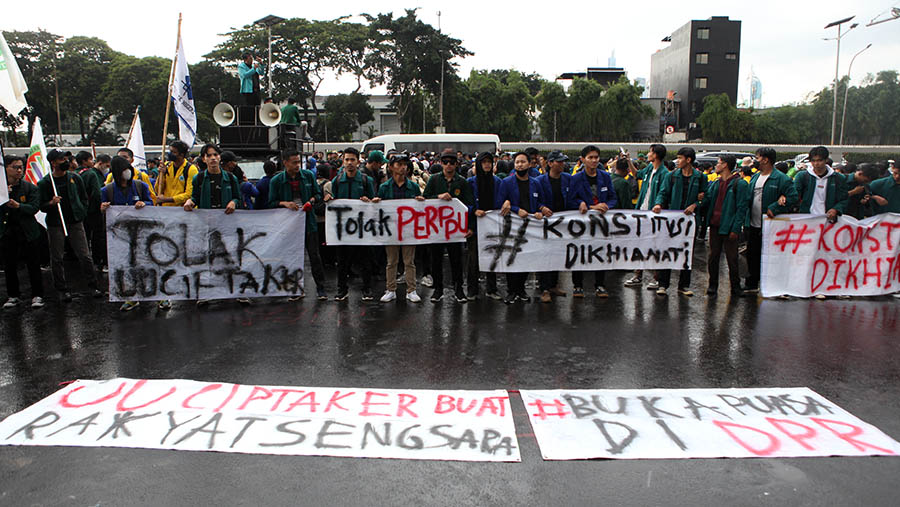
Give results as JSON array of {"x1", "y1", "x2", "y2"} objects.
[
  {"x1": 515, "y1": 168, "x2": 529, "y2": 175},
  {"x1": 122, "y1": 170, "x2": 132, "y2": 181},
  {"x1": 166, "y1": 152, "x2": 177, "y2": 162}
]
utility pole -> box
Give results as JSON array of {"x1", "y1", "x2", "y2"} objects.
[
  {"x1": 824, "y1": 16, "x2": 857, "y2": 146},
  {"x1": 840, "y1": 43, "x2": 871, "y2": 145}
]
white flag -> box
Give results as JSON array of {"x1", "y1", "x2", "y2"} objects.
[
  {"x1": 171, "y1": 34, "x2": 197, "y2": 147},
  {"x1": 0, "y1": 32, "x2": 28, "y2": 115},
  {"x1": 126, "y1": 112, "x2": 148, "y2": 172},
  {"x1": 25, "y1": 118, "x2": 49, "y2": 226}
]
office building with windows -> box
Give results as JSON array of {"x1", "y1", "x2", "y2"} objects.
[{"x1": 649, "y1": 16, "x2": 741, "y2": 135}]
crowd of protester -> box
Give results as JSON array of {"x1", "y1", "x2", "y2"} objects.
[{"x1": 2, "y1": 142, "x2": 899, "y2": 310}]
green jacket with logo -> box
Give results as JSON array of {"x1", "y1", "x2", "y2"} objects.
[
  {"x1": 38, "y1": 171, "x2": 88, "y2": 225},
  {"x1": 655, "y1": 168, "x2": 708, "y2": 211},
  {"x1": 377, "y1": 178, "x2": 422, "y2": 200},
  {"x1": 794, "y1": 169, "x2": 848, "y2": 214},
  {"x1": 745, "y1": 170, "x2": 798, "y2": 227},
  {"x1": 0, "y1": 180, "x2": 42, "y2": 241},
  {"x1": 423, "y1": 172, "x2": 474, "y2": 206},
  {"x1": 268, "y1": 169, "x2": 322, "y2": 232},
  {"x1": 330, "y1": 170, "x2": 375, "y2": 200},
  {"x1": 190, "y1": 170, "x2": 241, "y2": 210},
  {"x1": 869, "y1": 175, "x2": 900, "y2": 213},
  {"x1": 700, "y1": 176, "x2": 750, "y2": 235}
]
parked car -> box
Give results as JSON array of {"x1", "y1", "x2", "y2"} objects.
[{"x1": 695, "y1": 151, "x2": 754, "y2": 166}]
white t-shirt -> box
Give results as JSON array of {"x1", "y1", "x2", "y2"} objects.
[
  {"x1": 808, "y1": 168, "x2": 831, "y2": 216},
  {"x1": 640, "y1": 168, "x2": 659, "y2": 210},
  {"x1": 750, "y1": 173, "x2": 771, "y2": 227}
]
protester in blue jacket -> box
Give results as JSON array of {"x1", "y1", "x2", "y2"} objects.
[
  {"x1": 497, "y1": 152, "x2": 546, "y2": 303},
  {"x1": 569, "y1": 145, "x2": 618, "y2": 297},
  {"x1": 466, "y1": 151, "x2": 503, "y2": 300},
  {"x1": 534, "y1": 150, "x2": 587, "y2": 302}
]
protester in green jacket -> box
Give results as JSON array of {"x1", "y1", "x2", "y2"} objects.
[
  {"x1": 652, "y1": 147, "x2": 707, "y2": 297},
  {"x1": 268, "y1": 148, "x2": 327, "y2": 301},
  {"x1": 743, "y1": 147, "x2": 799, "y2": 294},
  {"x1": 699, "y1": 155, "x2": 749, "y2": 297},
  {"x1": 373, "y1": 153, "x2": 425, "y2": 303},
  {"x1": 1, "y1": 155, "x2": 45, "y2": 309},
  {"x1": 624, "y1": 143, "x2": 667, "y2": 289},
  {"x1": 184, "y1": 145, "x2": 241, "y2": 213},
  {"x1": 423, "y1": 148, "x2": 474, "y2": 303},
  {"x1": 75, "y1": 150, "x2": 106, "y2": 270},
  {"x1": 38, "y1": 149, "x2": 100, "y2": 302},
  {"x1": 323, "y1": 147, "x2": 376, "y2": 302},
  {"x1": 869, "y1": 164, "x2": 900, "y2": 213},
  {"x1": 794, "y1": 146, "x2": 848, "y2": 220}
]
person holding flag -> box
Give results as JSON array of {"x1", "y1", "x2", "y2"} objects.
[{"x1": 38, "y1": 149, "x2": 101, "y2": 302}]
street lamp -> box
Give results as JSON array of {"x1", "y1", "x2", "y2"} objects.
[
  {"x1": 824, "y1": 15, "x2": 857, "y2": 146},
  {"x1": 254, "y1": 14, "x2": 285, "y2": 98},
  {"x1": 437, "y1": 10, "x2": 445, "y2": 134},
  {"x1": 839, "y1": 43, "x2": 872, "y2": 146}
]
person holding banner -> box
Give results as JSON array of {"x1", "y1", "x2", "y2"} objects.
[
  {"x1": 183, "y1": 144, "x2": 242, "y2": 306},
  {"x1": 624, "y1": 144, "x2": 667, "y2": 289},
  {"x1": 794, "y1": 146, "x2": 848, "y2": 223},
  {"x1": 498, "y1": 152, "x2": 546, "y2": 303},
  {"x1": 269, "y1": 149, "x2": 328, "y2": 301},
  {"x1": 466, "y1": 151, "x2": 502, "y2": 301},
  {"x1": 652, "y1": 147, "x2": 707, "y2": 296},
  {"x1": 99, "y1": 156, "x2": 155, "y2": 312},
  {"x1": 569, "y1": 145, "x2": 618, "y2": 299},
  {"x1": 38, "y1": 149, "x2": 101, "y2": 302},
  {"x1": 699, "y1": 155, "x2": 749, "y2": 297},
  {"x1": 2, "y1": 155, "x2": 45, "y2": 309},
  {"x1": 535, "y1": 150, "x2": 586, "y2": 303},
  {"x1": 869, "y1": 162, "x2": 900, "y2": 214},
  {"x1": 324, "y1": 147, "x2": 377, "y2": 302},
  {"x1": 374, "y1": 153, "x2": 425, "y2": 303},
  {"x1": 423, "y1": 149, "x2": 474, "y2": 303},
  {"x1": 743, "y1": 147, "x2": 798, "y2": 295},
  {"x1": 106, "y1": 148, "x2": 156, "y2": 200}
]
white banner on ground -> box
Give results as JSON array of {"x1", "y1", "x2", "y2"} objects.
[
  {"x1": 105, "y1": 207, "x2": 305, "y2": 301},
  {"x1": 762, "y1": 213, "x2": 900, "y2": 297},
  {"x1": 521, "y1": 388, "x2": 900, "y2": 460},
  {"x1": 325, "y1": 198, "x2": 469, "y2": 245},
  {"x1": 0, "y1": 379, "x2": 519, "y2": 462},
  {"x1": 476, "y1": 210, "x2": 695, "y2": 273}
]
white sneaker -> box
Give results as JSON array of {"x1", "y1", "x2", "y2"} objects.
[
  {"x1": 31, "y1": 297, "x2": 45, "y2": 308},
  {"x1": 407, "y1": 291, "x2": 422, "y2": 303},
  {"x1": 647, "y1": 280, "x2": 660, "y2": 290},
  {"x1": 3, "y1": 298, "x2": 20, "y2": 309},
  {"x1": 380, "y1": 290, "x2": 396, "y2": 302},
  {"x1": 420, "y1": 275, "x2": 434, "y2": 287},
  {"x1": 894, "y1": 293, "x2": 900, "y2": 299}
]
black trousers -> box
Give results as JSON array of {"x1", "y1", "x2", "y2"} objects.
[
  {"x1": 2, "y1": 234, "x2": 44, "y2": 298},
  {"x1": 466, "y1": 235, "x2": 496, "y2": 294},
  {"x1": 242, "y1": 92, "x2": 260, "y2": 106},
  {"x1": 658, "y1": 268, "x2": 692, "y2": 290},
  {"x1": 337, "y1": 246, "x2": 371, "y2": 292},
  {"x1": 431, "y1": 243, "x2": 463, "y2": 291},
  {"x1": 506, "y1": 273, "x2": 527, "y2": 296},
  {"x1": 572, "y1": 270, "x2": 606, "y2": 289},
  {"x1": 539, "y1": 271, "x2": 559, "y2": 291},
  {"x1": 745, "y1": 226, "x2": 763, "y2": 290},
  {"x1": 83, "y1": 212, "x2": 106, "y2": 267},
  {"x1": 305, "y1": 231, "x2": 326, "y2": 290},
  {"x1": 708, "y1": 231, "x2": 741, "y2": 293}
]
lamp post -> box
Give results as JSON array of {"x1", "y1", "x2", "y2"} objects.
[
  {"x1": 254, "y1": 15, "x2": 285, "y2": 98},
  {"x1": 839, "y1": 43, "x2": 872, "y2": 146},
  {"x1": 824, "y1": 16, "x2": 857, "y2": 146},
  {"x1": 437, "y1": 11, "x2": 445, "y2": 134}
]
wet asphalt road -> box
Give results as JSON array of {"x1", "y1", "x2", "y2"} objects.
[{"x1": 1, "y1": 246, "x2": 900, "y2": 506}]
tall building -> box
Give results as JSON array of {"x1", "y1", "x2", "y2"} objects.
[{"x1": 649, "y1": 16, "x2": 741, "y2": 133}]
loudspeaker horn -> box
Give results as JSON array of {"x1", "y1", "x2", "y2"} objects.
[
  {"x1": 213, "y1": 102, "x2": 235, "y2": 126},
  {"x1": 259, "y1": 103, "x2": 281, "y2": 127}
]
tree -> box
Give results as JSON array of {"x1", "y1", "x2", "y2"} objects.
[
  {"x1": 101, "y1": 55, "x2": 171, "y2": 145},
  {"x1": 188, "y1": 61, "x2": 242, "y2": 142},
  {"x1": 364, "y1": 9, "x2": 471, "y2": 133},
  {"x1": 536, "y1": 81, "x2": 567, "y2": 141},
  {"x1": 320, "y1": 92, "x2": 374, "y2": 141},
  {"x1": 57, "y1": 36, "x2": 121, "y2": 142},
  {"x1": 2, "y1": 30, "x2": 64, "y2": 140}
]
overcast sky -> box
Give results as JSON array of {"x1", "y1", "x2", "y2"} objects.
[{"x1": 4, "y1": 0, "x2": 899, "y2": 108}]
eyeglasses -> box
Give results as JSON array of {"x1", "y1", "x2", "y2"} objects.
[{"x1": 441, "y1": 159, "x2": 458, "y2": 165}]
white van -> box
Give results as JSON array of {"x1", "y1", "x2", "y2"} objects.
[{"x1": 361, "y1": 134, "x2": 501, "y2": 156}]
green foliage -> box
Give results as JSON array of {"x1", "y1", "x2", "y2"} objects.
[
  {"x1": 320, "y1": 92, "x2": 375, "y2": 141},
  {"x1": 101, "y1": 55, "x2": 170, "y2": 144}
]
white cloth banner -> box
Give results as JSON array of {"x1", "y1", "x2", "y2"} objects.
[
  {"x1": 25, "y1": 118, "x2": 49, "y2": 226},
  {"x1": 126, "y1": 112, "x2": 148, "y2": 172},
  {"x1": 476, "y1": 210, "x2": 695, "y2": 272},
  {"x1": 171, "y1": 35, "x2": 197, "y2": 147},
  {"x1": 762, "y1": 213, "x2": 900, "y2": 297},
  {"x1": 0, "y1": 378, "x2": 520, "y2": 462},
  {"x1": 325, "y1": 198, "x2": 469, "y2": 245},
  {"x1": 0, "y1": 142, "x2": 8, "y2": 205},
  {"x1": 0, "y1": 32, "x2": 28, "y2": 116},
  {"x1": 105, "y1": 207, "x2": 305, "y2": 301},
  {"x1": 521, "y1": 388, "x2": 900, "y2": 460}
]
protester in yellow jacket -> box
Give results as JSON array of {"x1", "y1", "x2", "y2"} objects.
[
  {"x1": 154, "y1": 141, "x2": 199, "y2": 207},
  {"x1": 104, "y1": 147, "x2": 156, "y2": 199}
]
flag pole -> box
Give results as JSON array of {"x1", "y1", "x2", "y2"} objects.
[
  {"x1": 125, "y1": 105, "x2": 141, "y2": 146},
  {"x1": 157, "y1": 13, "x2": 182, "y2": 198}
]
